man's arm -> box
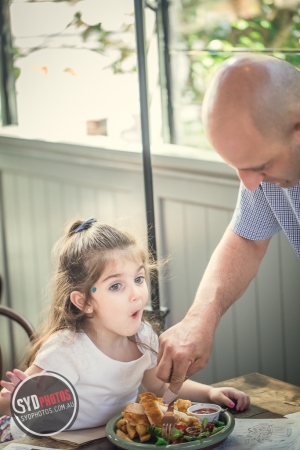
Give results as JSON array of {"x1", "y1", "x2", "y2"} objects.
[{"x1": 156, "y1": 226, "x2": 270, "y2": 393}]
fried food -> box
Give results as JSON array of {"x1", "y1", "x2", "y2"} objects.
[
  {"x1": 116, "y1": 429, "x2": 133, "y2": 441},
  {"x1": 116, "y1": 418, "x2": 127, "y2": 429},
  {"x1": 122, "y1": 402, "x2": 150, "y2": 426},
  {"x1": 139, "y1": 433, "x2": 151, "y2": 442},
  {"x1": 136, "y1": 424, "x2": 148, "y2": 437},
  {"x1": 139, "y1": 392, "x2": 164, "y2": 428},
  {"x1": 126, "y1": 423, "x2": 138, "y2": 439},
  {"x1": 116, "y1": 393, "x2": 201, "y2": 443},
  {"x1": 174, "y1": 398, "x2": 192, "y2": 413},
  {"x1": 175, "y1": 409, "x2": 201, "y2": 427}
]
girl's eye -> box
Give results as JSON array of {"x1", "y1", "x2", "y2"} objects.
[
  {"x1": 135, "y1": 276, "x2": 145, "y2": 284},
  {"x1": 110, "y1": 283, "x2": 122, "y2": 291}
]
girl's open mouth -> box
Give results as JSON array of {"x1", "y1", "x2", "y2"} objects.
[{"x1": 131, "y1": 310, "x2": 139, "y2": 318}]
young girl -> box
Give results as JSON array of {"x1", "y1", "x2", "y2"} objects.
[{"x1": 0, "y1": 218, "x2": 250, "y2": 442}]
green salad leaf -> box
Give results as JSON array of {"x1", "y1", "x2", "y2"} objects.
[
  {"x1": 201, "y1": 418, "x2": 208, "y2": 429},
  {"x1": 155, "y1": 437, "x2": 168, "y2": 446},
  {"x1": 147, "y1": 426, "x2": 184, "y2": 446},
  {"x1": 213, "y1": 420, "x2": 225, "y2": 427}
]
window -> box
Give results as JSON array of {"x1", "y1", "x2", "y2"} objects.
[
  {"x1": 3, "y1": 0, "x2": 300, "y2": 150},
  {"x1": 5, "y1": 0, "x2": 163, "y2": 144},
  {"x1": 170, "y1": 0, "x2": 300, "y2": 149}
]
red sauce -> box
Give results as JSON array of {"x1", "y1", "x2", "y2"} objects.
[{"x1": 193, "y1": 408, "x2": 218, "y2": 414}]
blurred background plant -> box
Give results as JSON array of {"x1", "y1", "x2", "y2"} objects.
[{"x1": 171, "y1": 0, "x2": 300, "y2": 147}]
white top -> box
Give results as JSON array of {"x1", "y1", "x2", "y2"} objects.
[{"x1": 11, "y1": 322, "x2": 158, "y2": 437}]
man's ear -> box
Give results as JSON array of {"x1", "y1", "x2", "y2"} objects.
[{"x1": 70, "y1": 291, "x2": 87, "y2": 312}]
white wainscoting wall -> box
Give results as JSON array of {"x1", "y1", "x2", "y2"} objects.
[{"x1": 0, "y1": 134, "x2": 299, "y2": 386}]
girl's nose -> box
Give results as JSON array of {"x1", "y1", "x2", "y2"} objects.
[
  {"x1": 129, "y1": 284, "x2": 141, "y2": 301},
  {"x1": 237, "y1": 169, "x2": 264, "y2": 191}
]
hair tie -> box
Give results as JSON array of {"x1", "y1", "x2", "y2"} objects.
[{"x1": 75, "y1": 218, "x2": 97, "y2": 233}]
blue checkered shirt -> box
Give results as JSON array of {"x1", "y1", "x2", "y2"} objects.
[{"x1": 231, "y1": 182, "x2": 300, "y2": 258}]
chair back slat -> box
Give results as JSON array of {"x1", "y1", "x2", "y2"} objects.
[{"x1": 0, "y1": 305, "x2": 36, "y2": 380}]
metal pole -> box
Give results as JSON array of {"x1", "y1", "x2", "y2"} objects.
[
  {"x1": 147, "y1": 1, "x2": 175, "y2": 145},
  {"x1": 160, "y1": 0, "x2": 176, "y2": 143},
  {"x1": 0, "y1": 0, "x2": 18, "y2": 125},
  {"x1": 134, "y1": 0, "x2": 161, "y2": 308}
]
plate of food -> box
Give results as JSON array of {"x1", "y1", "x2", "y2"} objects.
[{"x1": 105, "y1": 392, "x2": 235, "y2": 450}]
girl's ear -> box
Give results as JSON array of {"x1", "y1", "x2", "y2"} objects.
[{"x1": 70, "y1": 291, "x2": 87, "y2": 312}]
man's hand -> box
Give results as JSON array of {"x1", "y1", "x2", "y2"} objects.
[
  {"x1": 156, "y1": 228, "x2": 269, "y2": 395},
  {"x1": 157, "y1": 317, "x2": 214, "y2": 394}
]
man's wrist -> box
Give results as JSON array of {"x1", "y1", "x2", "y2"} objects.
[{"x1": 184, "y1": 298, "x2": 222, "y2": 331}]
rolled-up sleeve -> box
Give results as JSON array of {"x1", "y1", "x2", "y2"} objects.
[{"x1": 231, "y1": 183, "x2": 282, "y2": 240}]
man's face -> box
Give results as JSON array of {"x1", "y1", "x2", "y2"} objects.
[{"x1": 206, "y1": 117, "x2": 300, "y2": 191}]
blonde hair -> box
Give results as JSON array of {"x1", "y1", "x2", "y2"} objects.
[{"x1": 26, "y1": 219, "x2": 158, "y2": 366}]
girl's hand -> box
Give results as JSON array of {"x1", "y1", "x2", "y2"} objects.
[
  {"x1": 0, "y1": 369, "x2": 28, "y2": 400},
  {"x1": 207, "y1": 386, "x2": 250, "y2": 412}
]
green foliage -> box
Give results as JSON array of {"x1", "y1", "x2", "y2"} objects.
[{"x1": 176, "y1": 0, "x2": 300, "y2": 105}]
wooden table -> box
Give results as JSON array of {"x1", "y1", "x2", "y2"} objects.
[{"x1": 1, "y1": 373, "x2": 300, "y2": 450}]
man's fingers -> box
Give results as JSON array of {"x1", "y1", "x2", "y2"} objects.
[
  {"x1": 185, "y1": 358, "x2": 207, "y2": 379},
  {"x1": 168, "y1": 379, "x2": 185, "y2": 395},
  {"x1": 169, "y1": 358, "x2": 207, "y2": 393},
  {"x1": 169, "y1": 356, "x2": 207, "y2": 392},
  {"x1": 157, "y1": 321, "x2": 213, "y2": 390},
  {"x1": 156, "y1": 350, "x2": 173, "y2": 383},
  {"x1": 168, "y1": 360, "x2": 193, "y2": 394}
]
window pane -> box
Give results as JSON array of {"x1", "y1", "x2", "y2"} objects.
[
  {"x1": 9, "y1": 0, "x2": 163, "y2": 144},
  {"x1": 170, "y1": 0, "x2": 300, "y2": 149}
]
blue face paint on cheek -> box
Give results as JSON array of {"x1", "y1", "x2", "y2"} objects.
[{"x1": 91, "y1": 287, "x2": 97, "y2": 293}]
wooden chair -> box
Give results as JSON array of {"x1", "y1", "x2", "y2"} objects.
[
  {"x1": 0, "y1": 306, "x2": 36, "y2": 380},
  {"x1": 0, "y1": 274, "x2": 36, "y2": 380}
]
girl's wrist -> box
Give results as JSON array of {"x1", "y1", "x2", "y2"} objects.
[{"x1": 202, "y1": 385, "x2": 214, "y2": 403}]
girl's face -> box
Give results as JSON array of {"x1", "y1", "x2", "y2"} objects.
[{"x1": 89, "y1": 253, "x2": 149, "y2": 337}]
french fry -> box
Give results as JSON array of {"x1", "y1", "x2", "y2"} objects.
[
  {"x1": 126, "y1": 423, "x2": 137, "y2": 439},
  {"x1": 116, "y1": 429, "x2": 132, "y2": 441},
  {"x1": 116, "y1": 418, "x2": 127, "y2": 429},
  {"x1": 140, "y1": 434, "x2": 151, "y2": 442},
  {"x1": 136, "y1": 424, "x2": 148, "y2": 437}
]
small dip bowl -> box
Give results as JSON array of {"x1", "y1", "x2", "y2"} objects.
[{"x1": 187, "y1": 403, "x2": 222, "y2": 423}]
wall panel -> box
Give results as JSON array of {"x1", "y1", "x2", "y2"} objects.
[{"x1": 0, "y1": 136, "x2": 299, "y2": 387}]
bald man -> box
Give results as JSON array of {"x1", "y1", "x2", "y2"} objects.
[{"x1": 157, "y1": 54, "x2": 300, "y2": 402}]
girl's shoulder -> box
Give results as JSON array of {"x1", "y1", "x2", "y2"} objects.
[
  {"x1": 40, "y1": 329, "x2": 86, "y2": 350},
  {"x1": 34, "y1": 329, "x2": 84, "y2": 384}
]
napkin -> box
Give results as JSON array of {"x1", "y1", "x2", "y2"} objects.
[
  {"x1": 48, "y1": 425, "x2": 107, "y2": 446},
  {"x1": 285, "y1": 411, "x2": 300, "y2": 419}
]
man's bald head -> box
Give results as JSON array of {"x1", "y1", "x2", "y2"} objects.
[
  {"x1": 202, "y1": 54, "x2": 300, "y2": 190},
  {"x1": 202, "y1": 54, "x2": 300, "y2": 143}
]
